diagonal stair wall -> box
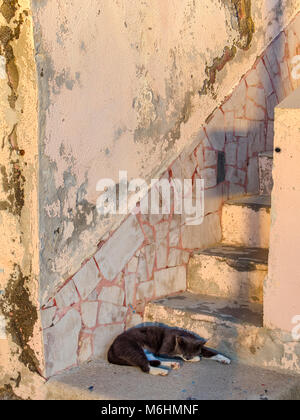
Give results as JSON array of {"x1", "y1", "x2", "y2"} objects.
[{"x1": 41, "y1": 11, "x2": 300, "y2": 378}]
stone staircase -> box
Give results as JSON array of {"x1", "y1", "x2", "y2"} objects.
[
  {"x1": 144, "y1": 152, "x2": 275, "y2": 367},
  {"x1": 44, "y1": 150, "x2": 300, "y2": 399}
]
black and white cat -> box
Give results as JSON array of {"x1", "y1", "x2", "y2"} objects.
[{"x1": 108, "y1": 325, "x2": 230, "y2": 376}]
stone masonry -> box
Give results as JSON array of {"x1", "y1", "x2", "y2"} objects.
[{"x1": 41, "y1": 12, "x2": 300, "y2": 377}]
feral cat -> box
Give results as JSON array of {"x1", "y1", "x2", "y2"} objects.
[{"x1": 108, "y1": 325, "x2": 231, "y2": 376}]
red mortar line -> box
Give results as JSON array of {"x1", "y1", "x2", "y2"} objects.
[
  {"x1": 245, "y1": 93, "x2": 268, "y2": 116},
  {"x1": 261, "y1": 55, "x2": 280, "y2": 104}
]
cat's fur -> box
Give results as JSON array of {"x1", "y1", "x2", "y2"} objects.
[{"x1": 108, "y1": 326, "x2": 230, "y2": 376}]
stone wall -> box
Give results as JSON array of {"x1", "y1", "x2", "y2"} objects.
[{"x1": 42, "y1": 10, "x2": 300, "y2": 377}]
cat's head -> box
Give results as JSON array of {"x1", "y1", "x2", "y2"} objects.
[{"x1": 175, "y1": 336, "x2": 205, "y2": 361}]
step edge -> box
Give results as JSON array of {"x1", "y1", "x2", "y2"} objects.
[
  {"x1": 190, "y1": 245, "x2": 269, "y2": 266},
  {"x1": 146, "y1": 295, "x2": 263, "y2": 329}
]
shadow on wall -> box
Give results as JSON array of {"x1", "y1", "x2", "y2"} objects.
[{"x1": 200, "y1": 1, "x2": 300, "y2": 305}]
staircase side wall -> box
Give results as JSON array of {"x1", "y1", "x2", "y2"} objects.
[{"x1": 41, "y1": 12, "x2": 300, "y2": 378}]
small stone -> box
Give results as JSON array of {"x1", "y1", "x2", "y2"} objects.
[
  {"x1": 87, "y1": 289, "x2": 98, "y2": 301},
  {"x1": 155, "y1": 221, "x2": 169, "y2": 242},
  {"x1": 168, "y1": 248, "x2": 190, "y2": 267},
  {"x1": 224, "y1": 111, "x2": 235, "y2": 143},
  {"x1": 144, "y1": 244, "x2": 156, "y2": 279},
  {"x1": 55, "y1": 280, "x2": 79, "y2": 309},
  {"x1": 226, "y1": 166, "x2": 246, "y2": 185},
  {"x1": 143, "y1": 224, "x2": 155, "y2": 244},
  {"x1": 44, "y1": 309, "x2": 81, "y2": 377},
  {"x1": 125, "y1": 273, "x2": 136, "y2": 306},
  {"x1": 95, "y1": 215, "x2": 144, "y2": 281},
  {"x1": 180, "y1": 152, "x2": 197, "y2": 179},
  {"x1": 127, "y1": 256, "x2": 138, "y2": 273},
  {"x1": 73, "y1": 258, "x2": 100, "y2": 300},
  {"x1": 154, "y1": 266, "x2": 186, "y2": 297},
  {"x1": 248, "y1": 86, "x2": 266, "y2": 110},
  {"x1": 247, "y1": 157, "x2": 259, "y2": 194},
  {"x1": 245, "y1": 98, "x2": 266, "y2": 121},
  {"x1": 181, "y1": 212, "x2": 221, "y2": 250},
  {"x1": 41, "y1": 307, "x2": 57, "y2": 329},
  {"x1": 273, "y1": 74, "x2": 285, "y2": 103},
  {"x1": 93, "y1": 324, "x2": 124, "y2": 359},
  {"x1": 204, "y1": 184, "x2": 224, "y2": 215},
  {"x1": 206, "y1": 109, "x2": 226, "y2": 151},
  {"x1": 223, "y1": 81, "x2": 246, "y2": 118},
  {"x1": 136, "y1": 281, "x2": 154, "y2": 301},
  {"x1": 169, "y1": 218, "x2": 181, "y2": 248},
  {"x1": 98, "y1": 302, "x2": 127, "y2": 324},
  {"x1": 137, "y1": 253, "x2": 148, "y2": 282},
  {"x1": 246, "y1": 68, "x2": 260, "y2": 86},
  {"x1": 265, "y1": 44, "x2": 279, "y2": 76},
  {"x1": 256, "y1": 59, "x2": 273, "y2": 96},
  {"x1": 266, "y1": 121, "x2": 274, "y2": 151},
  {"x1": 235, "y1": 118, "x2": 249, "y2": 137},
  {"x1": 237, "y1": 139, "x2": 248, "y2": 169},
  {"x1": 99, "y1": 286, "x2": 125, "y2": 306},
  {"x1": 199, "y1": 168, "x2": 216, "y2": 188},
  {"x1": 155, "y1": 240, "x2": 168, "y2": 270},
  {"x1": 225, "y1": 143, "x2": 237, "y2": 166},
  {"x1": 204, "y1": 149, "x2": 217, "y2": 167},
  {"x1": 81, "y1": 302, "x2": 98, "y2": 329},
  {"x1": 78, "y1": 336, "x2": 93, "y2": 363},
  {"x1": 196, "y1": 144, "x2": 204, "y2": 169}
]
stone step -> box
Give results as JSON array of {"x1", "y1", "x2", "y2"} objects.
[
  {"x1": 143, "y1": 292, "x2": 293, "y2": 373},
  {"x1": 259, "y1": 151, "x2": 273, "y2": 196},
  {"x1": 222, "y1": 195, "x2": 271, "y2": 248},
  {"x1": 45, "y1": 351, "x2": 300, "y2": 400},
  {"x1": 187, "y1": 245, "x2": 268, "y2": 305}
]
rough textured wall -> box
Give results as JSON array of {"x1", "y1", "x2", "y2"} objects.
[
  {"x1": 0, "y1": 0, "x2": 44, "y2": 400},
  {"x1": 41, "y1": 10, "x2": 300, "y2": 377},
  {"x1": 31, "y1": 0, "x2": 300, "y2": 305}
]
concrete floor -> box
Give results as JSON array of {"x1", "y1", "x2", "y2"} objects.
[{"x1": 45, "y1": 358, "x2": 300, "y2": 400}]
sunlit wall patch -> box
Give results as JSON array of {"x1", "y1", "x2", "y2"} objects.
[
  {"x1": 0, "y1": 313, "x2": 6, "y2": 339},
  {"x1": 0, "y1": 55, "x2": 6, "y2": 79}
]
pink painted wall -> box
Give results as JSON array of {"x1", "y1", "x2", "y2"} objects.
[
  {"x1": 31, "y1": 0, "x2": 300, "y2": 306},
  {"x1": 41, "y1": 11, "x2": 300, "y2": 377}
]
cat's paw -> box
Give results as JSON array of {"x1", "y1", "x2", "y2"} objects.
[
  {"x1": 183, "y1": 356, "x2": 201, "y2": 362},
  {"x1": 160, "y1": 361, "x2": 181, "y2": 370},
  {"x1": 211, "y1": 354, "x2": 231, "y2": 365},
  {"x1": 149, "y1": 366, "x2": 169, "y2": 376},
  {"x1": 171, "y1": 361, "x2": 181, "y2": 370}
]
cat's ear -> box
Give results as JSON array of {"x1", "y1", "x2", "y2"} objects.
[
  {"x1": 197, "y1": 342, "x2": 204, "y2": 351},
  {"x1": 176, "y1": 336, "x2": 185, "y2": 346}
]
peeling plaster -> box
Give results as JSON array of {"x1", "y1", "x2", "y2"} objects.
[
  {"x1": 0, "y1": 0, "x2": 44, "y2": 399},
  {"x1": 29, "y1": 0, "x2": 300, "y2": 307},
  {"x1": 0, "y1": 265, "x2": 40, "y2": 374}
]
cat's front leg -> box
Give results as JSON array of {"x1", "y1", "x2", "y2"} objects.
[
  {"x1": 181, "y1": 356, "x2": 201, "y2": 362},
  {"x1": 201, "y1": 347, "x2": 231, "y2": 364},
  {"x1": 160, "y1": 360, "x2": 181, "y2": 370},
  {"x1": 209, "y1": 354, "x2": 231, "y2": 365}
]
